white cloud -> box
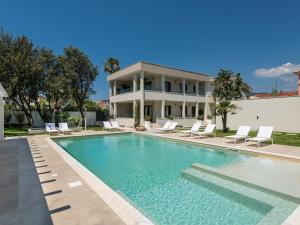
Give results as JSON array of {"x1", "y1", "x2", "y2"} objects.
[{"x1": 254, "y1": 62, "x2": 300, "y2": 78}]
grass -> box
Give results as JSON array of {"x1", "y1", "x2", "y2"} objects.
[
  {"x1": 4, "y1": 126, "x2": 300, "y2": 147},
  {"x1": 4, "y1": 127, "x2": 29, "y2": 137},
  {"x1": 86, "y1": 126, "x2": 104, "y2": 131},
  {"x1": 215, "y1": 129, "x2": 300, "y2": 147}
]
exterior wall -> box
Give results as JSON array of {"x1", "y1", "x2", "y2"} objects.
[
  {"x1": 5, "y1": 111, "x2": 98, "y2": 127},
  {"x1": 0, "y1": 99, "x2": 4, "y2": 141},
  {"x1": 216, "y1": 97, "x2": 300, "y2": 133}
]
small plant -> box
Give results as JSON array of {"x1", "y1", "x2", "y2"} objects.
[
  {"x1": 144, "y1": 115, "x2": 151, "y2": 121},
  {"x1": 197, "y1": 115, "x2": 204, "y2": 121},
  {"x1": 67, "y1": 116, "x2": 81, "y2": 127}
]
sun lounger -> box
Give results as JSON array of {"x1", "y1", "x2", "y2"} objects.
[
  {"x1": 110, "y1": 120, "x2": 121, "y2": 131},
  {"x1": 45, "y1": 123, "x2": 59, "y2": 135},
  {"x1": 224, "y1": 126, "x2": 251, "y2": 144},
  {"x1": 193, "y1": 124, "x2": 216, "y2": 138},
  {"x1": 245, "y1": 126, "x2": 274, "y2": 147},
  {"x1": 180, "y1": 122, "x2": 202, "y2": 136},
  {"x1": 154, "y1": 121, "x2": 172, "y2": 132},
  {"x1": 160, "y1": 121, "x2": 178, "y2": 133},
  {"x1": 103, "y1": 121, "x2": 114, "y2": 131},
  {"x1": 58, "y1": 123, "x2": 73, "y2": 134}
]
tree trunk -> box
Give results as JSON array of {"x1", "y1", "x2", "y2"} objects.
[
  {"x1": 79, "y1": 107, "x2": 85, "y2": 127},
  {"x1": 222, "y1": 112, "x2": 227, "y2": 132}
]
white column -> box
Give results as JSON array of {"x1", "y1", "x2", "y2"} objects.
[
  {"x1": 113, "y1": 102, "x2": 117, "y2": 119},
  {"x1": 133, "y1": 100, "x2": 136, "y2": 118},
  {"x1": 113, "y1": 80, "x2": 117, "y2": 96},
  {"x1": 109, "y1": 102, "x2": 114, "y2": 118},
  {"x1": 204, "y1": 93, "x2": 208, "y2": 120},
  {"x1": 182, "y1": 78, "x2": 186, "y2": 95},
  {"x1": 196, "y1": 81, "x2": 199, "y2": 96},
  {"x1": 161, "y1": 100, "x2": 165, "y2": 118},
  {"x1": 0, "y1": 98, "x2": 4, "y2": 141},
  {"x1": 109, "y1": 81, "x2": 112, "y2": 97},
  {"x1": 140, "y1": 71, "x2": 144, "y2": 126},
  {"x1": 195, "y1": 102, "x2": 199, "y2": 119},
  {"x1": 133, "y1": 74, "x2": 137, "y2": 92},
  {"x1": 182, "y1": 101, "x2": 186, "y2": 118},
  {"x1": 161, "y1": 75, "x2": 165, "y2": 92}
]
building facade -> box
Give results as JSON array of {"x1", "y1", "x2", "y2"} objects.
[{"x1": 107, "y1": 62, "x2": 214, "y2": 127}]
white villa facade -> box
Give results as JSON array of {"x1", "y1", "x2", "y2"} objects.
[{"x1": 107, "y1": 62, "x2": 214, "y2": 127}]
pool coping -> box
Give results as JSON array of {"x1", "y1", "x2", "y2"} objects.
[
  {"x1": 45, "y1": 134, "x2": 154, "y2": 225},
  {"x1": 137, "y1": 131, "x2": 300, "y2": 162},
  {"x1": 45, "y1": 131, "x2": 300, "y2": 225}
]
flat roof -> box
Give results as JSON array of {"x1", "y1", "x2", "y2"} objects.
[{"x1": 107, "y1": 61, "x2": 211, "y2": 81}]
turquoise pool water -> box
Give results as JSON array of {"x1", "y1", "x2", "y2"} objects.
[{"x1": 54, "y1": 133, "x2": 296, "y2": 225}]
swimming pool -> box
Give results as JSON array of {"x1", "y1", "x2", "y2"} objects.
[{"x1": 53, "y1": 133, "x2": 299, "y2": 225}]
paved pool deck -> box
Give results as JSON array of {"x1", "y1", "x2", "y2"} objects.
[
  {"x1": 1, "y1": 129, "x2": 300, "y2": 225},
  {"x1": 0, "y1": 131, "x2": 125, "y2": 225}
]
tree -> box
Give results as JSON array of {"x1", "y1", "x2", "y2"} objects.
[
  {"x1": 215, "y1": 101, "x2": 238, "y2": 132},
  {"x1": 0, "y1": 31, "x2": 39, "y2": 126},
  {"x1": 103, "y1": 57, "x2": 120, "y2": 74},
  {"x1": 232, "y1": 73, "x2": 252, "y2": 99},
  {"x1": 213, "y1": 69, "x2": 252, "y2": 132},
  {"x1": 35, "y1": 51, "x2": 70, "y2": 123},
  {"x1": 62, "y1": 46, "x2": 98, "y2": 125}
]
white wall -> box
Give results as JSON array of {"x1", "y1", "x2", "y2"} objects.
[
  {"x1": 216, "y1": 97, "x2": 300, "y2": 133},
  {"x1": 0, "y1": 99, "x2": 4, "y2": 141}
]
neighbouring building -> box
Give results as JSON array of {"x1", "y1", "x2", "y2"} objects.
[
  {"x1": 107, "y1": 62, "x2": 214, "y2": 127},
  {"x1": 97, "y1": 100, "x2": 109, "y2": 110},
  {"x1": 294, "y1": 70, "x2": 300, "y2": 96}
]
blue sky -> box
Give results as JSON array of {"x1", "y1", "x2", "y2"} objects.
[{"x1": 1, "y1": 0, "x2": 300, "y2": 100}]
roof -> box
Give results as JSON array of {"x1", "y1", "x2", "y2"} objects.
[
  {"x1": 251, "y1": 91, "x2": 298, "y2": 99},
  {"x1": 0, "y1": 83, "x2": 8, "y2": 98},
  {"x1": 107, "y1": 61, "x2": 211, "y2": 81}
]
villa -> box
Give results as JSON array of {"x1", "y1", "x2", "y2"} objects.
[{"x1": 107, "y1": 62, "x2": 214, "y2": 127}]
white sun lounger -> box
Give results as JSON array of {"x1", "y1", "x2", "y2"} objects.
[
  {"x1": 103, "y1": 121, "x2": 115, "y2": 131},
  {"x1": 160, "y1": 121, "x2": 178, "y2": 133},
  {"x1": 58, "y1": 122, "x2": 73, "y2": 134},
  {"x1": 224, "y1": 126, "x2": 251, "y2": 144},
  {"x1": 245, "y1": 126, "x2": 274, "y2": 147},
  {"x1": 110, "y1": 120, "x2": 121, "y2": 131},
  {"x1": 45, "y1": 123, "x2": 59, "y2": 135},
  {"x1": 180, "y1": 122, "x2": 203, "y2": 136},
  {"x1": 154, "y1": 121, "x2": 172, "y2": 132},
  {"x1": 193, "y1": 124, "x2": 216, "y2": 138}
]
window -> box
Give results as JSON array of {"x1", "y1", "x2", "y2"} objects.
[
  {"x1": 165, "y1": 105, "x2": 171, "y2": 117},
  {"x1": 179, "y1": 106, "x2": 188, "y2": 117},
  {"x1": 145, "y1": 81, "x2": 152, "y2": 90},
  {"x1": 192, "y1": 106, "x2": 196, "y2": 117},
  {"x1": 165, "y1": 81, "x2": 171, "y2": 92},
  {"x1": 179, "y1": 83, "x2": 188, "y2": 93}
]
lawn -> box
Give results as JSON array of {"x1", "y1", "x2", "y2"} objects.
[{"x1": 4, "y1": 127, "x2": 29, "y2": 137}]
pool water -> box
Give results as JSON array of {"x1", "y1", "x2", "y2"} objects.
[{"x1": 54, "y1": 133, "x2": 297, "y2": 225}]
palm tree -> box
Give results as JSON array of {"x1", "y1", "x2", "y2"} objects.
[
  {"x1": 213, "y1": 69, "x2": 252, "y2": 131},
  {"x1": 213, "y1": 69, "x2": 234, "y2": 100},
  {"x1": 232, "y1": 73, "x2": 252, "y2": 99},
  {"x1": 103, "y1": 57, "x2": 120, "y2": 74},
  {"x1": 215, "y1": 101, "x2": 238, "y2": 132}
]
